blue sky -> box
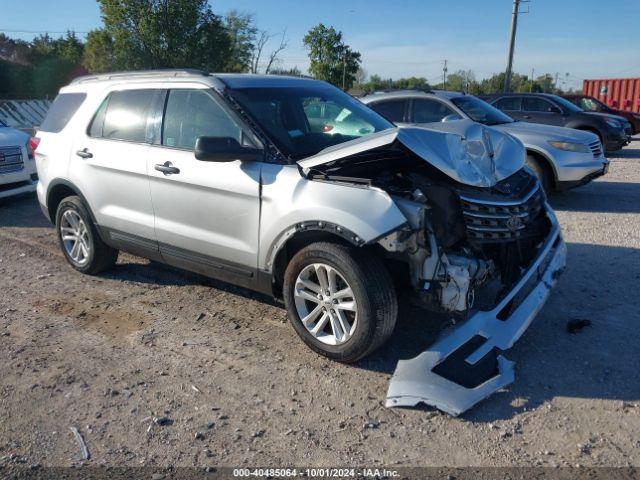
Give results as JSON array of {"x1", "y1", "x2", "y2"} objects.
[{"x1": 2, "y1": 0, "x2": 639, "y2": 89}]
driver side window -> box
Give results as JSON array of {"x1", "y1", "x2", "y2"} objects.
[{"x1": 162, "y1": 89, "x2": 242, "y2": 150}]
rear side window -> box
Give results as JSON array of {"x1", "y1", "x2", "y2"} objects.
[
  {"x1": 39, "y1": 93, "x2": 87, "y2": 133},
  {"x1": 522, "y1": 97, "x2": 556, "y2": 112},
  {"x1": 494, "y1": 97, "x2": 521, "y2": 111},
  {"x1": 369, "y1": 100, "x2": 407, "y2": 123},
  {"x1": 90, "y1": 89, "x2": 155, "y2": 143}
]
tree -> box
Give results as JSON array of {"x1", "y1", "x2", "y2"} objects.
[
  {"x1": 303, "y1": 24, "x2": 361, "y2": 90},
  {"x1": 269, "y1": 66, "x2": 302, "y2": 77},
  {"x1": 224, "y1": 10, "x2": 257, "y2": 73},
  {"x1": 83, "y1": 29, "x2": 116, "y2": 73},
  {"x1": 96, "y1": 0, "x2": 231, "y2": 71}
]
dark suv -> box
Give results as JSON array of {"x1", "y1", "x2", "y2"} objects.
[
  {"x1": 484, "y1": 93, "x2": 630, "y2": 153},
  {"x1": 563, "y1": 94, "x2": 639, "y2": 135}
]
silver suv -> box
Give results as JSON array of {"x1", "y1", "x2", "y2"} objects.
[{"x1": 34, "y1": 70, "x2": 565, "y2": 368}]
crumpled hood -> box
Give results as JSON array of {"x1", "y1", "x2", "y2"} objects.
[
  {"x1": 0, "y1": 126, "x2": 29, "y2": 146},
  {"x1": 298, "y1": 120, "x2": 525, "y2": 188},
  {"x1": 495, "y1": 121, "x2": 599, "y2": 143}
]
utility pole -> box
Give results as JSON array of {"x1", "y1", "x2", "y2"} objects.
[
  {"x1": 503, "y1": 0, "x2": 522, "y2": 93},
  {"x1": 443, "y1": 60, "x2": 448, "y2": 90},
  {"x1": 530, "y1": 67, "x2": 535, "y2": 92},
  {"x1": 342, "y1": 54, "x2": 347, "y2": 90},
  {"x1": 554, "y1": 72, "x2": 559, "y2": 92}
]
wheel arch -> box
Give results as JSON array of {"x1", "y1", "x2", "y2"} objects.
[
  {"x1": 267, "y1": 221, "x2": 390, "y2": 299},
  {"x1": 46, "y1": 179, "x2": 99, "y2": 227},
  {"x1": 525, "y1": 148, "x2": 557, "y2": 188}
]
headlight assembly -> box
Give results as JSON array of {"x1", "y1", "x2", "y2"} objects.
[{"x1": 548, "y1": 141, "x2": 591, "y2": 153}]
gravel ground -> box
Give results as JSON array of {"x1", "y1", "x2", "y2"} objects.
[{"x1": 0, "y1": 141, "x2": 639, "y2": 469}]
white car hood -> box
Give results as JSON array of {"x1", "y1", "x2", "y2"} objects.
[
  {"x1": 298, "y1": 120, "x2": 525, "y2": 188},
  {"x1": 0, "y1": 126, "x2": 29, "y2": 146}
]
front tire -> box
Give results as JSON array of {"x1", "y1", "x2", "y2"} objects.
[
  {"x1": 526, "y1": 154, "x2": 554, "y2": 193},
  {"x1": 283, "y1": 242, "x2": 397, "y2": 363},
  {"x1": 55, "y1": 196, "x2": 118, "y2": 275}
]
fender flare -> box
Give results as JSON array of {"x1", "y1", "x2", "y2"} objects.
[
  {"x1": 264, "y1": 220, "x2": 367, "y2": 273},
  {"x1": 45, "y1": 178, "x2": 100, "y2": 227}
]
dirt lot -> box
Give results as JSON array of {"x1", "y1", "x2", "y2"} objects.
[{"x1": 1, "y1": 142, "x2": 639, "y2": 469}]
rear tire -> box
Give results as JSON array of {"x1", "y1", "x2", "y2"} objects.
[
  {"x1": 283, "y1": 242, "x2": 397, "y2": 363},
  {"x1": 526, "y1": 154, "x2": 554, "y2": 193},
  {"x1": 55, "y1": 196, "x2": 118, "y2": 275}
]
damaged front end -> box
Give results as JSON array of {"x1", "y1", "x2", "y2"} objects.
[{"x1": 299, "y1": 121, "x2": 566, "y2": 416}]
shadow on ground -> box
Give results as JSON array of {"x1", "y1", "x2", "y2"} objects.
[{"x1": 549, "y1": 180, "x2": 640, "y2": 213}]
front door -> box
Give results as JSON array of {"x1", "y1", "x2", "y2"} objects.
[{"x1": 147, "y1": 86, "x2": 262, "y2": 287}]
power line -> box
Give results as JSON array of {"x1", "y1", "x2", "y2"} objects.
[{"x1": 0, "y1": 28, "x2": 89, "y2": 35}]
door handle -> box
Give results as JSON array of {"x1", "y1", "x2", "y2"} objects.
[
  {"x1": 522, "y1": 115, "x2": 531, "y2": 119},
  {"x1": 155, "y1": 162, "x2": 180, "y2": 175},
  {"x1": 76, "y1": 148, "x2": 93, "y2": 159}
]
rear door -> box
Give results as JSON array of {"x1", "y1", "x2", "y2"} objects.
[
  {"x1": 70, "y1": 86, "x2": 160, "y2": 255},
  {"x1": 147, "y1": 84, "x2": 262, "y2": 287},
  {"x1": 492, "y1": 96, "x2": 524, "y2": 120}
]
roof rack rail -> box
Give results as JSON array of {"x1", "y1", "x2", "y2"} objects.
[
  {"x1": 363, "y1": 88, "x2": 435, "y2": 96},
  {"x1": 71, "y1": 69, "x2": 210, "y2": 85}
]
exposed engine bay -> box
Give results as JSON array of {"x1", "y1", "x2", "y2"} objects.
[
  {"x1": 298, "y1": 123, "x2": 565, "y2": 416},
  {"x1": 304, "y1": 140, "x2": 552, "y2": 317}
]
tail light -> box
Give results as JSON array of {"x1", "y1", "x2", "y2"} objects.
[{"x1": 27, "y1": 137, "x2": 40, "y2": 160}]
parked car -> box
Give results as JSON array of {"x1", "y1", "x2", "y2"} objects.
[
  {"x1": 483, "y1": 92, "x2": 631, "y2": 153},
  {"x1": 34, "y1": 71, "x2": 565, "y2": 377},
  {"x1": 563, "y1": 94, "x2": 640, "y2": 135},
  {"x1": 362, "y1": 90, "x2": 609, "y2": 192},
  {"x1": 0, "y1": 119, "x2": 39, "y2": 201}
]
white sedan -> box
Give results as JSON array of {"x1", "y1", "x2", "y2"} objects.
[{"x1": 0, "y1": 120, "x2": 38, "y2": 200}]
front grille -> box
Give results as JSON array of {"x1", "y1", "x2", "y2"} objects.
[
  {"x1": 588, "y1": 139, "x2": 603, "y2": 158},
  {"x1": 460, "y1": 183, "x2": 546, "y2": 242},
  {"x1": 0, "y1": 146, "x2": 24, "y2": 174}
]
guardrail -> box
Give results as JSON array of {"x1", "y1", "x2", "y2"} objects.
[{"x1": 0, "y1": 99, "x2": 52, "y2": 134}]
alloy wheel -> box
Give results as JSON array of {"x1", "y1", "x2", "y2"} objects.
[
  {"x1": 60, "y1": 210, "x2": 91, "y2": 266},
  {"x1": 293, "y1": 263, "x2": 358, "y2": 345}
]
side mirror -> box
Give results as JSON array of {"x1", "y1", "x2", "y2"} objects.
[
  {"x1": 194, "y1": 136, "x2": 262, "y2": 162},
  {"x1": 441, "y1": 114, "x2": 463, "y2": 123},
  {"x1": 549, "y1": 106, "x2": 562, "y2": 114}
]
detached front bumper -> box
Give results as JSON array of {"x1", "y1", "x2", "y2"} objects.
[{"x1": 386, "y1": 208, "x2": 566, "y2": 416}]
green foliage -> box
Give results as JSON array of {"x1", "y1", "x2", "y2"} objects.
[
  {"x1": 96, "y1": 0, "x2": 231, "y2": 71},
  {"x1": 83, "y1": 29, "x2": 117, "y2": 73},
  {"x1": 303, "y1": 24, "x2": 361, "y2": 90},
  {"x1": 0, "y1": 32, "x2": 85, "y2": 99},
  {"x1": 224, "y1": 10, "x2": 258, "y2": 73},
  {"x1": 360, "y1": 75, "x2": 431, "y2": 93}
]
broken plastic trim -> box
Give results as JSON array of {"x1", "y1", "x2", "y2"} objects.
[{"x1": 386, "y1": 207, "x2": 566, "y2": 416}]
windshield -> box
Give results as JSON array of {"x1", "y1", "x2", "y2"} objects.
[
  {"x1": 548, "y1": 94, "x2": 583, "y2": 113},
  {"x1": 580, "y1": 97, "x2": 607, "y2": 112},
  {"x1": 228, "y1": 85, "x2": 394, "y2": 160},
  {"x1": 450, "y1": 95, "x2": 514, "y2": 125}
]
